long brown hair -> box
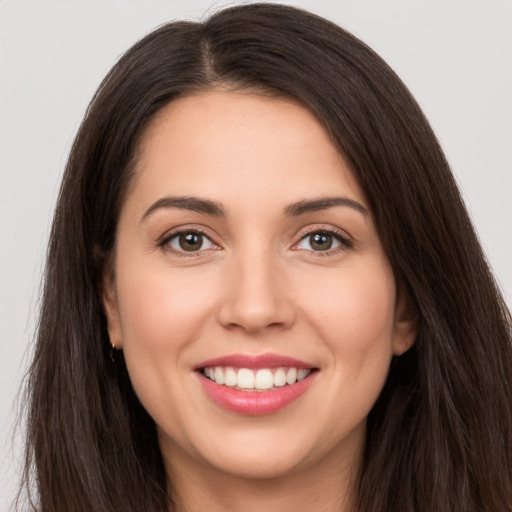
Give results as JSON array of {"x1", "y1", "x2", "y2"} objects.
[{"x1": 20, "y1": 4, "x2": 512, "y2": 511}]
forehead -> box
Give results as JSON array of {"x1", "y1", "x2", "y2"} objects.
[{"x1": 125, "y1": 90, "x2": 365, "y2": 215}]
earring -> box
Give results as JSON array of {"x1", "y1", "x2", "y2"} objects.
[
  {"x1": 109, "y1": 340, "x2": 116, "y2": 364},
  {"x1": 108, "y1": 329, "x2": 118, "y2": 350}
]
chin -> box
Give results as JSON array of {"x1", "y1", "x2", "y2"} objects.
[{"x1": 205, "y1": 448, "x2": 308, "y2": 481}]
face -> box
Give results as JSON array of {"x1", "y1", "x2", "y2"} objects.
[{"x1": 103, "y1": 90, "x2": 415, "y2": 483}]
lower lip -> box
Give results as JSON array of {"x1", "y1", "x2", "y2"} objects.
[{"x1": 197, "y1": 372, "x2": 316, "y2": 415}]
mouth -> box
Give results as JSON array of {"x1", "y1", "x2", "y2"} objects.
[
  {"x1": 195, "y1": 354, "x2": 318, "y2": 415},
  {"x1": 200, "y1": 365, "x2": 313, "y2": 391}
]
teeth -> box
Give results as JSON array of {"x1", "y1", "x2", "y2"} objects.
[
  {"x1": 297, "y1": 368, "x2": 309, "y2": 381},
  {"x1": 224, "y1": 367, "x2": 237, "y2": 387},
  {"x1": 202, "y1": 366, "x2": 312, "y2": 390},
  {"x1": 273, "y1": 368, "x2": 287, "y2": 387},
  {"x1": 254, "y1": 369, "x2": 273, "y2": 390},
  {"x1": 286, "y1": 368, "x2": 297, "y2": 385},
  {"x1": 237, "y1": 368, "x2": 255, "y2": 389},
  {"x1": 214, "y1": 367, "x2": 224, "y2": 385}
]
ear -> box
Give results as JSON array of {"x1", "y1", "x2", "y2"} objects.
[
  {"x1": 392, "y1": 285, "x2": 418, "y2": 356},
  {"x1": 101, "y1": 266, "x2": 123, "y2": 350}
]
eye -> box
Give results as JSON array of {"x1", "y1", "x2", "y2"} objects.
[
  {"x1": 165, "y1": 231, "x2": 217, "y2": 253},
  {"x1": 295, "y1": 230, "x2": 349, "y2": 252}
]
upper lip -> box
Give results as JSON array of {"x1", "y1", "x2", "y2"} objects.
[{"x1": 194, "y1": 353, "x2": 315, "y2": 370}]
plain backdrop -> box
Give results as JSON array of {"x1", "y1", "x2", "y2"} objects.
[{"x1": 1, "y1": 0, "x2": 511, "y2": 509}]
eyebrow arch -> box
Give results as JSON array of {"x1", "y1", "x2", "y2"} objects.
[
  {"x1": 284, "y1": 197, "x2": 368, "y2": 217},
  {"x1": 141, "y1": 196, "x2": 225, "y2": 222}
]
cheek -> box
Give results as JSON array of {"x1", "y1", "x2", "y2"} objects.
[
  {"x1": 297, "y1": 258, "x2": 396, "y2": 367},
  {"x1": 294, "y1": 261, "x2": 397, "y2": 438},
  {"x1": 113, "y1": 259, "x2": 223, "y2": 430},
  {"x1": 113, "y1": 257, "x2": 221, "y2": 412},
  {"x1": 116, "y1": 263, "x2": 215, "y2": 350}
]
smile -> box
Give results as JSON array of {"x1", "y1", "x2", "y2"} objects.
[
  {"x1": 201, "y1": 366, "x2": 311, "y2": 391},
  {"x1": 195, "y1": 354, "x2": 317, "y2": 415}
]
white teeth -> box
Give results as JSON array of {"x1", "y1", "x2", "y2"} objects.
[
  {"x1": 273, "y1": 368, "x2": 287, "y2": 387},
  {"x1": 214, "y1": 367, "x2": 225, "y2": 385},
  {"x1": 224, "y1": 367, "x2": 237, "y2": 387},
  {"x1": 237, "y1": 368, "x2": 255, "y2": 389},
  {"x1": 254, "y1": 369, "x2": 274, "y2": 390},
  {"x1": 286, "y1": 367, "x2": 297, "y2": 385},
  {"x1": 203, "y1": 366, "x2": 312, "y2": 389},
  {"x1": 297, "y1": 368, "x2": 309, "y2": 381}
]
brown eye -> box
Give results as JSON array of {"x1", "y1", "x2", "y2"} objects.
[
  {"x1": 166, "y1": 231, "x2": 216, "y2": 252},
  {"x1": 296, "y1": 230, "x2": 347, "y2": 252},
  {"x1": 309, "y1": 233, "x2": 333, "y2": 251},
  {"x1": 179, "y1": 232, "x2": 203, "y2": 251}
]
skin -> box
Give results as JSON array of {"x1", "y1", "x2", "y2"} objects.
[{"x1": 103, "y1": 90, "x2": 416, "y2": 512}]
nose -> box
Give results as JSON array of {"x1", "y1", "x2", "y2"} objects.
[{"x1": 217, "y1": 251, "x2": 295, "y2": 335}]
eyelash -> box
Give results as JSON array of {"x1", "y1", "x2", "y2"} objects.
[
  {"x1": 158, "y1": 227, "x2": 217, "y2": 257},
  {"x1": 293, "y1": 227, "x2": 353, "y2": 256},
  {"x1": 158, "y1": 226, "x2": 353, "y2": 257}
]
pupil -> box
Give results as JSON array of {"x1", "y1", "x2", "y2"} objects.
[
  {"x1": 179, "y1": 232, "x2": 202, "y2": 251},
  {"x1": 310, "y1": 233, "x2": 332, "y2": 251}
]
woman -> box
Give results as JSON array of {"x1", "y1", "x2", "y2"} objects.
[{"x1": 20, "y1": 3, "x2": 512, "y2": 511}]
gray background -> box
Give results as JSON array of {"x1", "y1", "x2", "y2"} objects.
[{"x1": 1, "y1": 0, "x2": 511, "y2": 509}]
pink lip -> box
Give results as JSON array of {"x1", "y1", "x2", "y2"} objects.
[
  {"x1": 195, "y1": 353, "x2": 314, "y2": 370},
  {"x1": 198, "y1": 372, "x2": 315, "y2": 415},
  {"x1": 194, "y1": 353, "x2": 317, "y2": 415}
]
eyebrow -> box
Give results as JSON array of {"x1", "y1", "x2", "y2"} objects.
[
  {"x1": 284, "y1": 197, "x2": 368, "y2": 217},
  {"x1": 141, "y1": 196, "x2": 225, "y2": 222},
  {"x1": 141, "y1": 194, "x2": 368, "y2": 222}
]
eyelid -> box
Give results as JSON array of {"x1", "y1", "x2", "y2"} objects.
[
  {"x1": 158, "y1": 225, "x2": 221, "y2": 255},
  {"x1": 156, "y1": 223, "x2": 353, "y2": 256},
  {"x1": 291, "y1": 225, "x2": 354, "y2": 253}
]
